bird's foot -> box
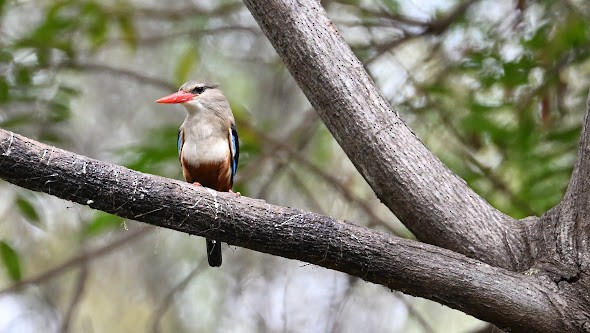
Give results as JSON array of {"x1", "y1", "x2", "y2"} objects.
[
  {"x1": 192, "y1": 182, "x2": 202, "y2": 187},
  {"x1": 229, "y1": 189, "x2": 241, "y2": 196}
]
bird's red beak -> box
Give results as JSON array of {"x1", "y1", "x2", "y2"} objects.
[{"x1": 155, "y1": 91, "x2": 194, "y2": 104}]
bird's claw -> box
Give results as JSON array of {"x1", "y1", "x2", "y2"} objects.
[
  {"x1": 192, "y1": 182, "x2": 202, "y2": 187},
  {"x1": 229, "y1": 189, "x2": 241, "y2": 196}
]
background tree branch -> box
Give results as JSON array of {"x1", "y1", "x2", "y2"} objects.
[{"x1": 0, "y1": 128, "x2": 566, "y2": 332}]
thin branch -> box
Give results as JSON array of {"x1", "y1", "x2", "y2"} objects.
[
  {"x1": 150, "y1": 258, "x2": 207, "y2": 333},
  {"x1": 60, "y1": 260, "x2": 89, "y2": 333},
  {"x1": 364, "y1": 0, "x2": 478, "y2": 64},
  {"x1": 0, "y1": 226, "x2": 153, "y2": 295},
  {"x1": 0, "y1": 128, "x2": 567, "y2": 332},
  {"x1": 129, "y1": 2, "x2": 243, "y2": 20},
  {"x1": 287, "y1": 168, "x2": 328, "y2": 214},
  {"x1": 107, "y1": 26, "x2": 260, "y2": 47},
  {"x1": 60, "y1": 62, "x2": 176, "y2": 91},
  {"x1": 243, "y1": 122, "x2": 405, "y2": 236},
  {"x1": 251, "y1": 115, "x2": 318, "y2": 200},
  {"x1": 234, "y1": 110, "x2": 319, "y2": 186}
]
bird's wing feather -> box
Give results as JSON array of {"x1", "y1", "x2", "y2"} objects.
[
  {"x1": 177, "y1": 128, "x2": 184, "y2": 160},
  {"x1": 229, "y1": 124, "x2": 239, "y2": 184}
]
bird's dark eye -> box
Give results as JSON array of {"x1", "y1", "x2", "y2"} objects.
[{"x1": 192, "y1": 86, "x2": 206, "y2": 94}]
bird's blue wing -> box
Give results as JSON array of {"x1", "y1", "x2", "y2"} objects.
[
  {"x1": 177, "y1": 129, "x2": 184, "y2": 159},
  {"x1": 229, "y1": 124, "x2": 239, "y2": 185}
]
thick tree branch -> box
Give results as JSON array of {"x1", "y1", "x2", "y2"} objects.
[
  {"x1": 528, "y1": 89, "x2": 590, "y2": 284},
  {"x1": 0, "y1": 128, "x2": 567, "y2": 332},
  {"x1": 560, "y1": 89, "x2": 590, "y2": 270},
  {"x1": 241, "y1": 0, "x2": 529, "y2": 270}
]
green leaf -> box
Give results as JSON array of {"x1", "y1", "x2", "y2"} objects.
[
  {"x1": 380, "y1": 0, "x2": 399, "y2": 13},
  {"x1": 0, "y1": 241, "x2": 22, "y2": 282},
  {"x1": 15, "y1": 66, "x2": 31, "y2": 85},
  {"x1": 48, "y1": 100, "x2": 72, "y2": 123},
  {"x1": 16, "y1": 196, "x2": 40, "y2": 224},
  {"x1": 123, "y1": 126, "x2": 180, "y2": 174},
  {"x1": 0, "y1": 50, "x2": 13, "y2": 62},
  {"x1": 501, "y1": 59, "x2": 532, "y2": 88},
  {"x1": 175, "y1": 47, "x2": 198, "y2": 86},
  {"x1": 84, "y1": 212, "x2": 123, "y2": 237},
  {"x1": 0, "y1": 114, "x2": 35, "y2": 128},
  {"x1": 0, "y1": 79, "x2": 8, "y2": 104},
  {"x1": 117, "y1": 15, "x2": 137, "y2": 50}
]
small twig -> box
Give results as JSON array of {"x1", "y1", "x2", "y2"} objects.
[
  {"x1": 234, "y1": 110, "x2": 319, "y2": 186},
  {"x1": 364, "y1": 0, "x2": 479, "y2": 64},
  {"x1": 62, "y1": 62, "x2": 176, "y2": 91},
  {"x1": 60, "y1": 259, "x2": 89, "y2": 333},
  {"x1": 0, "y1": 226, "x2": 153, "y2": 295},
  {"x1": 130, "y1": 2, "x2": 243, "y2": 20},
  {"x1": 244, "y1": 122, "x2": 404, "y2": 236},
  {"x1": 287, "y1": 168, "x2": 325, "y2": 213},
  {"x1": 150, "y1": 257, "x2": 207, "y2": 333},
  {"x1": 107, "y1": 26, "x2": 260, "y2": 47}
]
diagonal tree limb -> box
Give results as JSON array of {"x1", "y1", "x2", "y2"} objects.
[
  {"x1": 0, "y1": 128, "x2": 568, "y2": 332},
  {"x1": 241, "y1": 0, "x2": 530, "y2": 270},
  {"x1": 561, "y1": 89, "x2": 590, "y2": 268},
  {"x1": 527, "y1": 89, "x2": 590, "y2": 282}
]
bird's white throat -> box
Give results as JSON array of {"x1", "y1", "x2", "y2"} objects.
[{"x1": 181, "y1": 107, "x2": 229, "y2": 165}]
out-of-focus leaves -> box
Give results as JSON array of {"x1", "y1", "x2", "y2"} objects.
[
  {"x1": 175, "y1": 47, "x2": 198, "y2": 86},
  {"x1": 16, "y1": 196, "x2": 41, "y2": 225},
  {"x1": 124, "y1": 126, "x2": 181, "y2": 174},
  {"x1": 549, "y1": 15, "x2": 589, "y2": 58},
  {"x1": 117, "y1": 15, "x2": 137, "y2": 50},
  {"x1": 0, "y1": 114, "x2": 35, "y2": 128},
  {"x1": 0, "y1": 50, "x2": 12, "y2": 62},
  {"x1": 18, "y1": 2, "x2": 77, "y2": 59},
  {"x1": 461, "y1": 113, "x2": 511, "y2": 146},
  {"x1": 83, "y1": 2, "x2": 109, "y2": 50},
  {"x1": 48, "y1": 100, "x2": 72, "y2": 123},
  {"x1": 502, "y1": 58, "x2": 533, "y2": 88},
  {"x1": 84, "y1": 212, "x2": 124, "y2": 237},
  {"x1": 15, "y1": 66, "x2": 32, "y2": 85},
  {"x1": 233, "y1": 110, "x2": 262, "y2": 159},
  {"x1": 546, "y1": 126, "x2": 581, "y2": 143},
  {"x1": 0, "y1": 241, "x2": 22, "y2": 282},
  {"x1": 309, "y1": 124, "x2": 333, "y2": 165},
  {"x1": 0, "y1": 78, "x2": 8, "y2": 104},
  {"x1": 404, "y1": 0, "x2": 590, "y2": 219},
  {"x1": 380, "y1": 0, "x2": 399, "y2": 13}
]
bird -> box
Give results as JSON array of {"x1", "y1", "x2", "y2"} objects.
[{"x1": 156, "y1": 80, "x2": 239, "y2": 267}]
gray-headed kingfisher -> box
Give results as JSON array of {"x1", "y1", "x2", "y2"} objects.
[{"x1": 156, "y1": 80, "x2": 239, "y2": 267}]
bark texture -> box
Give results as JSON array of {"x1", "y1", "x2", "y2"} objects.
[
  {"x1": 240, "y1": 0, "x2": 589, "y2": 331},
  {"x1": 0, "y1": 128, "x2": 572, "y2": 332},
  {"x1": 1, "y1": 0, "x2": 590, "y2": 331},
  {"x1": 242, "y1": 0, "x2": 530, "y2": 271}
]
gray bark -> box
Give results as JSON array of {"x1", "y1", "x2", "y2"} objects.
[
  {"x1": 0, "y1": 128, "x2": 571, "y2": 332},
  {"x1": 0, "y1": 0, "x2": 589, "y2": 331},
  {"x1": 239, "y1": 0, "x2": 589, "y2": 331},
  {"x1": 242, "y1": 0, "x2": 530, "y2": 271}
]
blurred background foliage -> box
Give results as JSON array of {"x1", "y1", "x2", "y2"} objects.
[{"x1": 0, "y1": 0, "x2": 589, "y2": 332}]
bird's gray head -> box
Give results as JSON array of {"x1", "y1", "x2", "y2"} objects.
[
  {"x1": 179, "y1": 80, "x2": 218, "y2": 98},
  {"x1": 156, "y1": 80, "x2": 233, "y2": 119}
]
